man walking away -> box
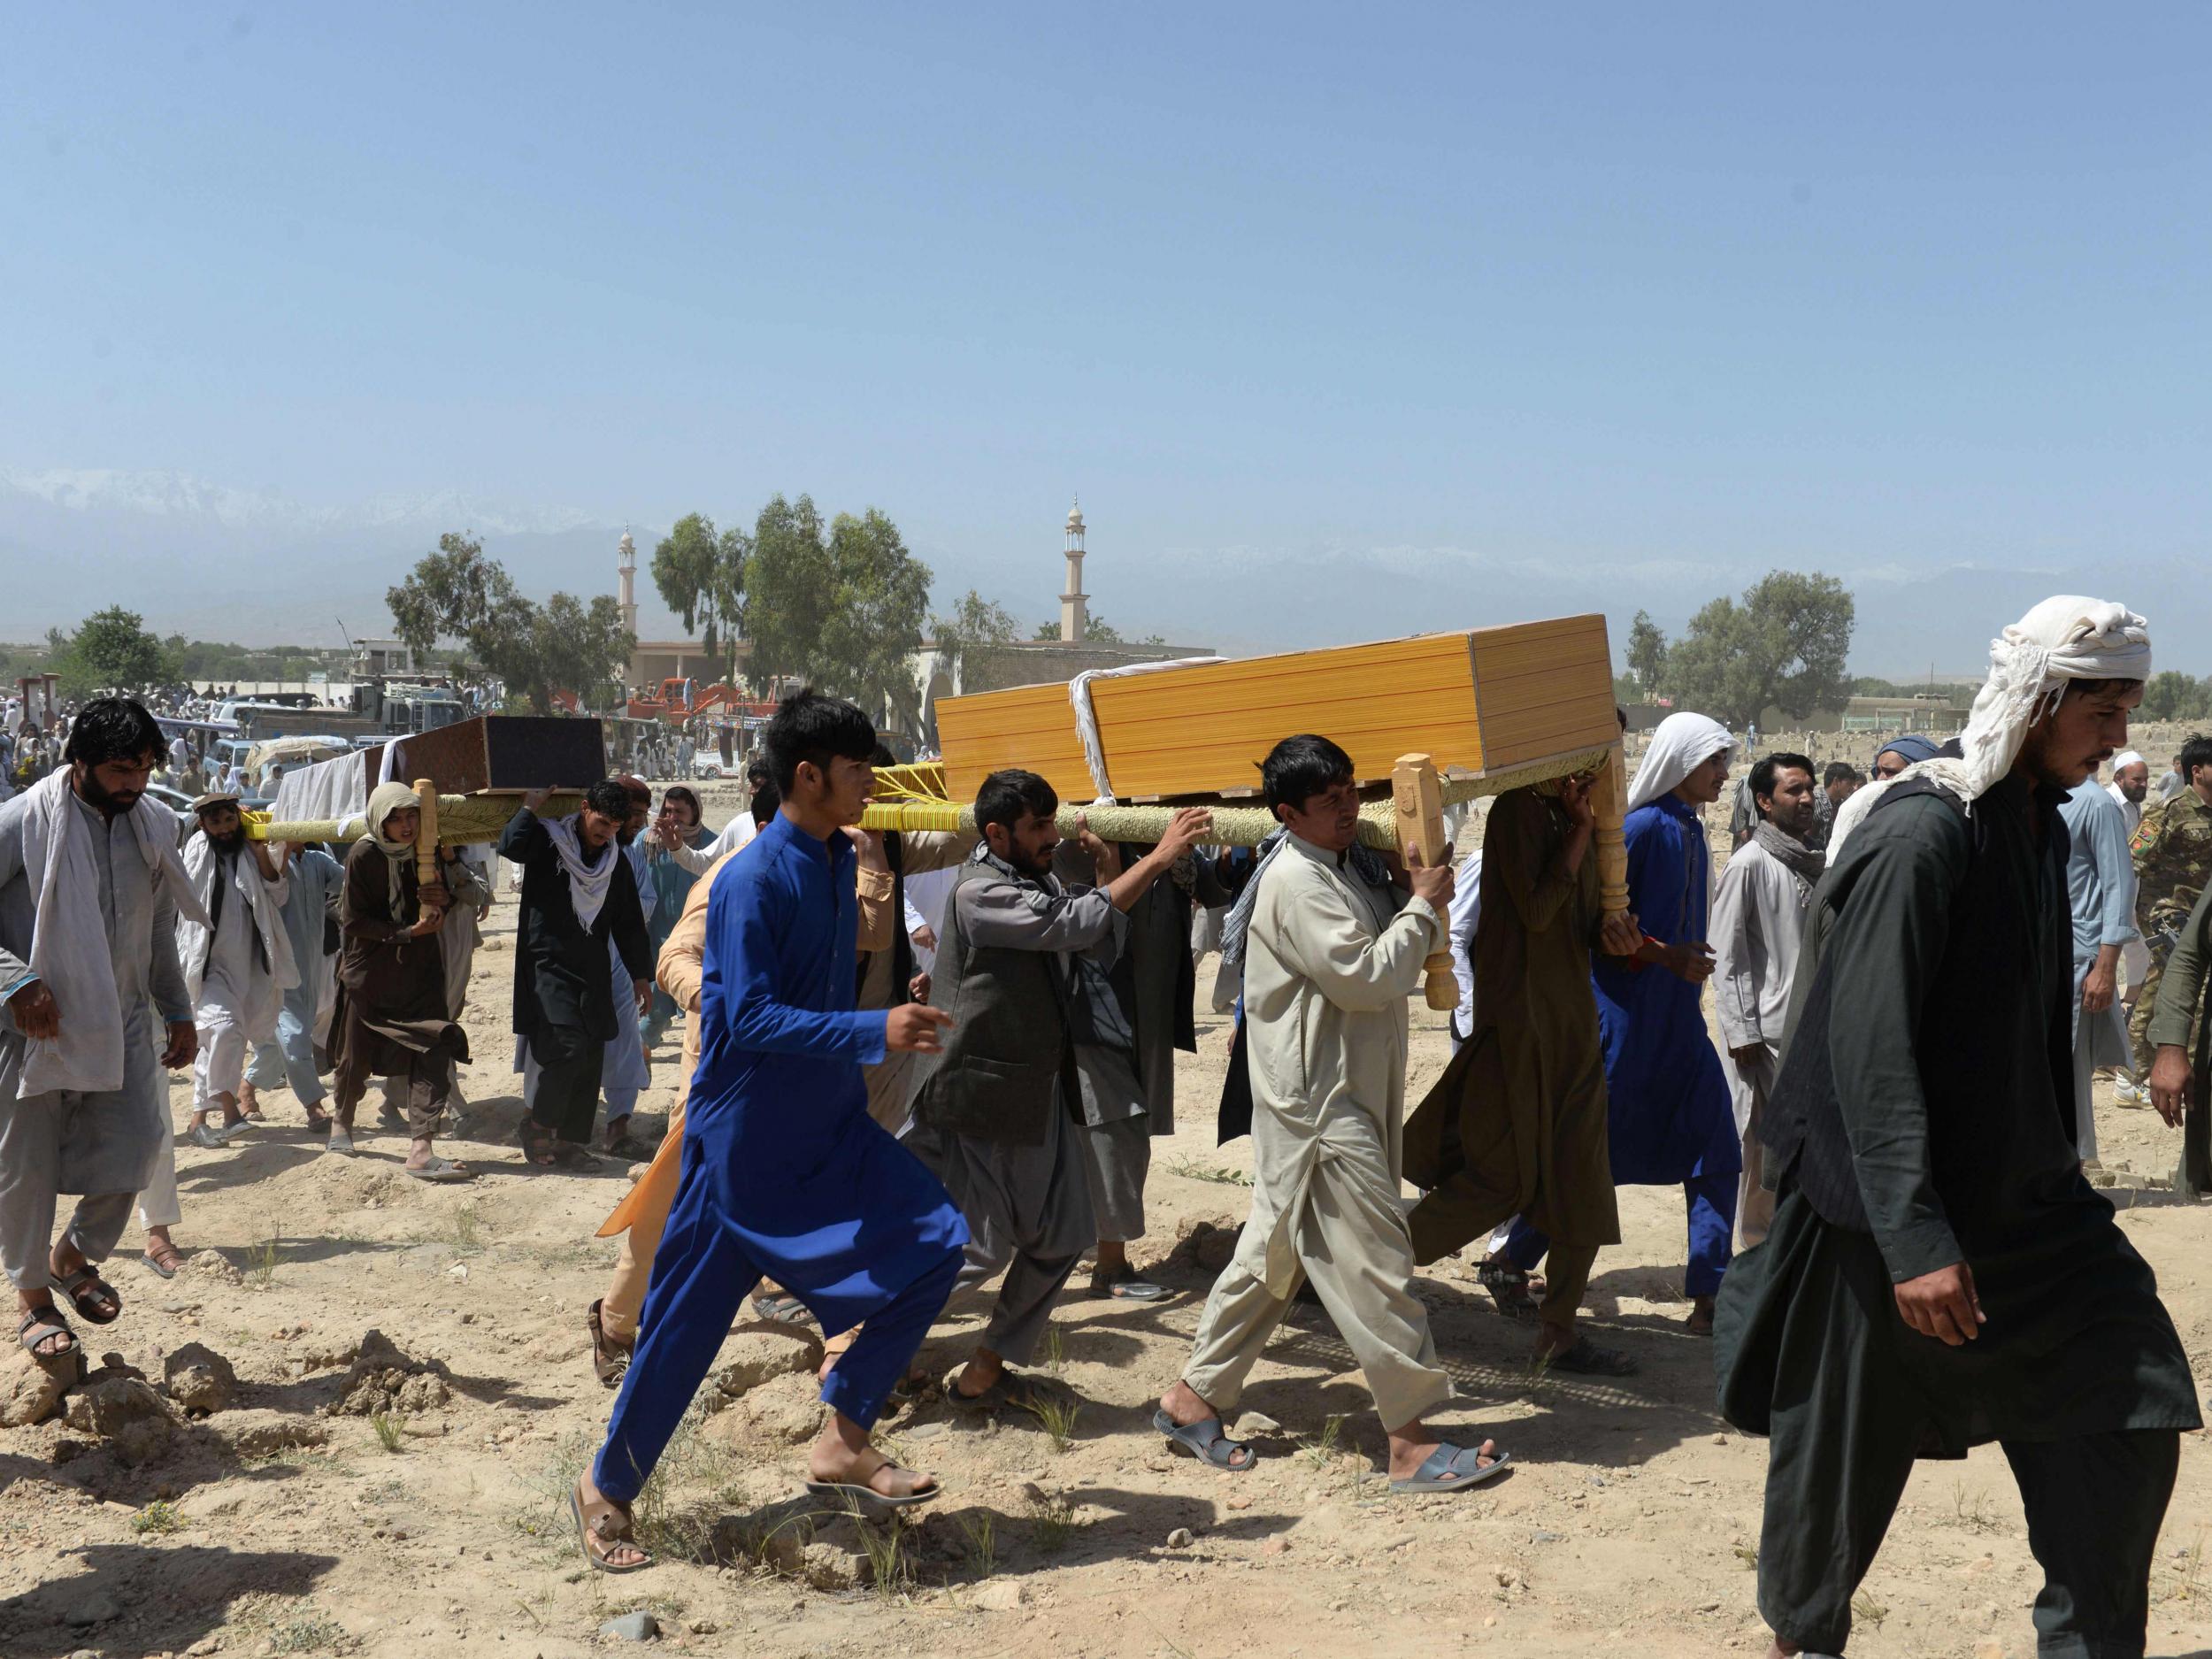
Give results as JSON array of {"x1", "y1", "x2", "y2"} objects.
[
  {"x1": 1719, "y1": 597, "x2": 2197, "y2": 1659},
  {"x1": 1710, "y1": 752, "x2": 1820, "y2": 1248}
]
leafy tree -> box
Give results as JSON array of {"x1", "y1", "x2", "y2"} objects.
[
  {"x1": 1659, "y1": 571, "x2": 1855, "y2": 729},
  {"x1": 650, "y1": 512, "x2": 748, "y2": 673},
  {"x1": 387, "y1": 532, "x2": 633, "y2": 714},
  {"x1": 932, "y1": 589, "x2": 1023, "y2": 680},
  {"x1": 54, "y1": 606, "x2": 171, "y2": 694},
  {"x1": 1625, "y1": 610, "x2": 1668, "y2": 693},
  {"x1": 2140, "y1": 670, "x2": 2212, "y2": 724},
  {"x1": 743, "y1": 495, "x2": 933, "y2": 728}
]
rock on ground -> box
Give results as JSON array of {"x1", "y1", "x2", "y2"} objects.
[
  {"x1": 325, "y1": 1329, "x2": 451, "y2": 1417},
  {"x1": 1, "y1": 1346, "x2": 80, "y2": 1428},
  {"x1": 61, "y1": 1376, "x2": 178, "y2": 1466},
  {"x1": 163, "y1": 1341, "x2": 237, "y2": 1416},
  {"x1": 712, "y1": 1326, "x2": 825, "y2": 1398},
  {"x1": 181, "y1": 1250, "x2": 242, "y2": 1286},
  {"x1": 209, "y1": 1409, "x2": 330, "y2": 1458}
]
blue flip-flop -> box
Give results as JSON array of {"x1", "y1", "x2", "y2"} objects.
[
  {"x1": 1152, "y1": 1408, "x2": 1257, "y2": 1471},
  {"x1": 1390, "y1": 1441, "x2": 1511, "y2": 1494}
]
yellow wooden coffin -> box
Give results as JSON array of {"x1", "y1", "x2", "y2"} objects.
[{"x1": 934, "y1": 612, "x2": 1617, "y2": 803}]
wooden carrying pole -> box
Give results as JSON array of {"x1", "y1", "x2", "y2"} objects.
[
  {"x1": 1392, "y1": 751, "x2": 1459, "y2": 1013},
  {"x1": 1592, "y1": 741, "x2": 1629, "y2": 917},
  {"x1": 412, "y1": 779, "x2": 440, "y2": 891}
]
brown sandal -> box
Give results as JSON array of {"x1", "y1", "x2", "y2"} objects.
[
  {"x1": 569, "y1": 1479, "x2": 652, "y2": 1572},
  {"x1": 517, "y1": 1118, "x2": 557, "y2": 1167},
  {"x1": 587, "y1": 1299, "x2": 632, "y2": 1389}
]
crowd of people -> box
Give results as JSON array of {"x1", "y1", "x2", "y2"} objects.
[{"x1": 2, "y1": 592, "x2": 2205, "y2": 1659}]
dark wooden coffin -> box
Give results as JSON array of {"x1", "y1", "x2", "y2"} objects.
[{"x1": 388, "y1": 716, "x2": 606, "y2": 795}]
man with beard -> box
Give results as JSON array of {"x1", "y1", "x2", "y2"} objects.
[
  {"x1": 134, "y1": 794, "x2": 296, "y2": 1271},
  {"x1": 1710, "y1": 753, "x2": 1821, "y2": 1249},
  {"x1": 1719, "y1": 598, "x2": 2198, "y2": 1659},
  {"x1": 908, "y1": 770, "x2": 1210, "y2": 1413},
  {"x1": 327, "y1": 784, "x2": 474, "y2": 1179},
  {"x1": 501, "y1": 780, "x2": 653, "y2": 1165},
  {"x1": 1, "y1": 699, "x2": 201, "y2": 1360}
]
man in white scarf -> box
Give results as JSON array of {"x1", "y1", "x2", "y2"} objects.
[
  {"x1": 136, "y1": 793, "x2": 297, "y2": 1272},
  {"x1": 1, "y1": 699, "x2": 203, "y2": 1363},
  {"x1": 498, "y1": 780, "x2": 653, "y2": 1165},
  {"x1": 1719, "y1": 597, "x2": 2193, "y2": 1659}
]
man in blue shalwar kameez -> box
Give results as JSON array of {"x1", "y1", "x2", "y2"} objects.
[{"x1": 572, "y1": 692, "x2": 964, "y2": 1573}]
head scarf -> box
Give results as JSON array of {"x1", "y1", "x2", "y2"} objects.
[
  {"x1": 362, "y1": 780, "x2": 419, "y2": 908},
  {"x1": 1873, "y1": 734, "x2": 1941, "y2": 769},
  {"x1": 1827, "y1": 595, "x2": 2151, "y2": 862},
  {"x1": 1626, "y1": 712, "x2": 1734, "y2": 816}
]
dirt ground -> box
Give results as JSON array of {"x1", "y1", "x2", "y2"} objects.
[{"x1": 4, "y1": 737, "x2": 2210, "y2": 1659}]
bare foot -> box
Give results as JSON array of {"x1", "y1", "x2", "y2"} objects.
[
  {"x1": 951, "y1": 1349, "x2": 1003, "y2": 1400},
  {"x1": 1686, "y1": 1295, "x2": 1716, "y2": 1337}
]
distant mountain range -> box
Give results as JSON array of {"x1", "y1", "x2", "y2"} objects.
[{"x1": 2, "y1": 467, "x2": 2200, "y2": 679}]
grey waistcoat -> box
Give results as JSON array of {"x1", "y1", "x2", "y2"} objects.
[{"x1": 909, "y1": 861, "x2": 1077, "y2": 1148}]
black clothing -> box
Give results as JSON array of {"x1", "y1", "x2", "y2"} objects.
[
  {"x1": 496, "y1": 809, "x2": 651, "y2": 1044},
  {"x1": 1718, "y1": 772, "x2": 2199, "y2": 1657}
]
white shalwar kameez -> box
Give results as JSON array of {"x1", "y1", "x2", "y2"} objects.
[{"x1": 1181, "y1": 832, "x2": 1453, "y2": 1432}]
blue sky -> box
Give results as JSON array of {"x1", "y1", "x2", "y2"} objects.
[{"x1": 4, "y1": 6, "x2": 2207, "y2": 669}]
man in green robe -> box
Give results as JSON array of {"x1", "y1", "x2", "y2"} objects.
[{"x1": 1717, "y1": 597, "x2": 2200, "y2": 1659}]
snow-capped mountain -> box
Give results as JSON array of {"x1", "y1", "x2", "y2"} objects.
[{"x1": 0, "y1": 469, "x2": 673, "y2": 645}]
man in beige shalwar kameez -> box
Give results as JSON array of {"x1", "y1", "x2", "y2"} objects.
[{"x1": 1156, "y1": 735, "x2": 1511, "y2": 1492}]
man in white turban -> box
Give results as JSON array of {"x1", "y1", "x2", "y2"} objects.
[{"x1": 1717, "y1": 597, "x2": 2197, "y2": 1659}]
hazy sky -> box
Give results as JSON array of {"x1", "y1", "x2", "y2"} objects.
[{"x1": 5, "y1": 6, "x2": 2207, "y2": 665}]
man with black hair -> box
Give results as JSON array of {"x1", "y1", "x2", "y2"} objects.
[
  {"x1": 501, "y1": 779, "x2": 653, "y2": 1165},
  {"x1": 577, "y1": 691, "x2": 964, "y2": 1571},
  {"x1": 908, "y1": 769, "x2": 1210, "y2": 1412},
  {"x1": 1710, "y1": 752, "x2": 1820, "y2": 1249},
  {"x1": 1, "y1": 697, "x2": 202, "y2": 1362},
  {"x1": 1811, "y1": 760, "x2": 1862, "y2": 852},
  {"x1": 1159, "y1": 735, "x2": 1509, "y2": 1493}
]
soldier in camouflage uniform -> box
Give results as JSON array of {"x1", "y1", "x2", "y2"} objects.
[{"x1": 2126, "y1": 735, "x2": 2212, "y2": 1080}]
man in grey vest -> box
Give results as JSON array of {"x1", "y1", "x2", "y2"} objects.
[{"x1": 908, "y1": 770, "x2": 1209, "y2": 1411}]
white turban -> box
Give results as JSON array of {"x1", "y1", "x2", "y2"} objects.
[
  {"x1": 1626, "y1": 712, "x2": 1734, "y2": 816},
  {"x1": 1827, "y1": 595, "x2": 2150, "y2": 862},
  {"x1": 2113, "y1": 749, "x2": 2147, "y2": 773}
]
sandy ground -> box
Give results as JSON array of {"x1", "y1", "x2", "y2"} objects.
[{"x1": 4, "y1": 743, "x2": 2210, "y2": 1659}]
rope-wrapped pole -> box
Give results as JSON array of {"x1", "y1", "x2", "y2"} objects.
[
  {"x1": 250, "y1": 792, "x2": 588, "y2": 846},
  {"x1": 412, "y1": 779, "x2": 439, "y2": 890}
]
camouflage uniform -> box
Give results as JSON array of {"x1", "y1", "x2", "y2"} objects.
[{"x1": 2126, "y1": 790, "x2": 2212, "y2": 1074}]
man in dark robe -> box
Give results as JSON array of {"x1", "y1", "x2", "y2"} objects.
[
  {"x1": 499, "y1": 780, "x2": 653, "y2": 1165},
  {"x1": 1403, "y1": 772, "x2": 1642, "y2": 1373},
  {"x1": 1717, "y1": 597, "x2": 2199, "y2": 1659}
]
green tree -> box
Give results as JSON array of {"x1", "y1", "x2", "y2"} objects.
[
  {"x1": 650, "y1": 512, "x2": 748, "y2": 673},
  {"x1": 1660, "y1": 571, "x2": 1856, "y2": 729},
  {"x1": 742, "y1": 496, "x2": 933, "y2": 728},
  {"x1": 1625, "y1": 610, "x2": 1668, "y2": 693},
  {"x1": 2140, "y1": 670, "x2": 2212, "y2": 724},
  {"x1": 387, "y1": 532, "x2": 633, "y2": 714},
  {"x1": 55, "y1": 606, "x2": 171, "y2": 694},
  {"x1": 741, "y1": 495, "x2": 834, "y2": 693},
  {"x1": 932, "y1": 589, "x2": 1025, "y2": 685}
]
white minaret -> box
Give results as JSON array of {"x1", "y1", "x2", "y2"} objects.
[
  {"x1": 617, "y1": 529, "x2": 638, "y2": 634},
  {"x1": 1058, "y1": 497, "x2": 1088, "y2": 642}
]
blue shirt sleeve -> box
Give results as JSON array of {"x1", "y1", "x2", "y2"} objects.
[{"x1": 706, "y1": 854, "x2": 888, "y2": 1064}]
